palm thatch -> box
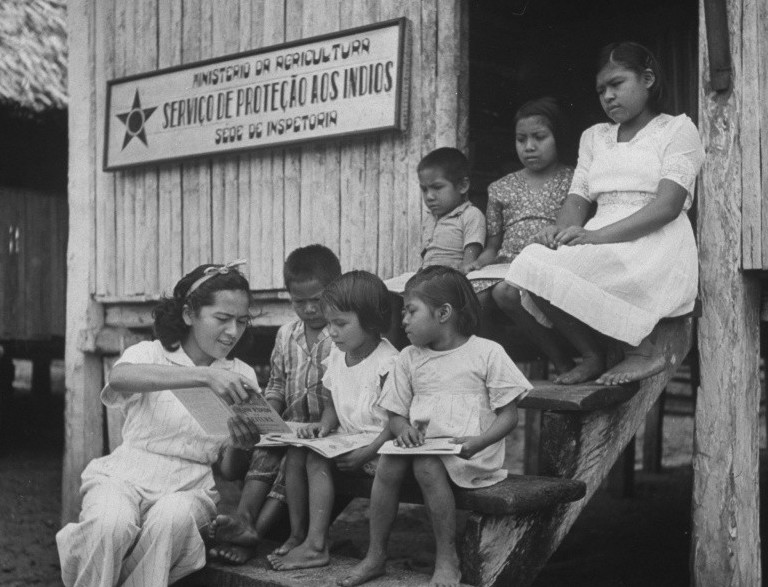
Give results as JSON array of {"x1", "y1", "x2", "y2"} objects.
[{"x1": 0, "y1": 0, "x2": 67, "y2": 112}]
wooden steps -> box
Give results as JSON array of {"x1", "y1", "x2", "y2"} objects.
[
  {"x1": 461, "y1": 316, "x2": 694, "y2": 586},
  {"x1": 519, "y1": 380, "x2": 637, "y2": 411},
  {"x1": 190, "y1": 546, "x2": 473, "y2": 587},
  {"x1": 192, "y1": 316, "x2": 693, "y2": 587}
]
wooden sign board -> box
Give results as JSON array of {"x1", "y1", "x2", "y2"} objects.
[{"x1": 104, "y1": 18, "x2": 410, "y2": 170}]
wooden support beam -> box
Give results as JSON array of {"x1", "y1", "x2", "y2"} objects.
[
  {"x1": 692, "y1": 0, "x2": 762, "y2": 582},
  {"x1": 63, "y1": 0, "x2": 105, "y2": 525}
]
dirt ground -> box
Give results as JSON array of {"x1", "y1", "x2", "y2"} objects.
[{"x1": 0, "y1": 360, "x2": 763, "y2": 587}]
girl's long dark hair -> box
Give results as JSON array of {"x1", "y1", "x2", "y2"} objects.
[
  {"x1": 153, "y1": 265, "x2": 251, "y2": 351},
  {"x1": 404, "y1": 266, "x2": 480, "y2": 337}
]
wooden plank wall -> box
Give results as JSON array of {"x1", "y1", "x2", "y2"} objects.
[
  {"x1": 91, "y1": 0, "x2": 470, "y2": 297},
  {"x1": 0, "y1": 188, "x2": 67, "y2": 339}
]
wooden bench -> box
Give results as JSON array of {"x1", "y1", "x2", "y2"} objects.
[{"x1": 190, "y1": 381, "x2": 652, "y2": 587}]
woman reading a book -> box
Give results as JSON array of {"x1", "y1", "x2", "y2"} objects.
[{"x1": 56, "y1": 261, "x2": 262, "y2": 587}]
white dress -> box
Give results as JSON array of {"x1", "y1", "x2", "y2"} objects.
[
  {"x1": 506, "y1": 114, "x2": 705, "y2": 346},
  {"x1": 378, "y1": 336, "x2": 531, "y2": 488},
  {"x1": 56, "y1": 340, "x2": 259, "y2": 587},
  {"x1": 322, "y1": 338, "x2": 399, "y2": 434}
]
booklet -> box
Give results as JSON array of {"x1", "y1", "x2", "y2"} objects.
[
  {"x1": 172, "y1": 387, "x2": 293, "y2": 438},
  {"x1": 383, "y1": 264, "x2": 510, "y2": 294},
  {"x1": 378, "y1": 437, "x2": 462, "y2": 455},
  {"x1": 257, "y1": 430, "x2": 380, "y2": 458}
]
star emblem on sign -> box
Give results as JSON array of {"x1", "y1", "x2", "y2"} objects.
[{"x1": 116, "y1": 89, "x2": 157, "y2": 150}]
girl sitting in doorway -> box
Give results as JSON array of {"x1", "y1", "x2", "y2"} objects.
[
  {"x1": 506, "y1": 42, "x2": 705, "y2": 385},
  {"x1": 467, "y1": 97, "x2": 576, "y2": 373}
]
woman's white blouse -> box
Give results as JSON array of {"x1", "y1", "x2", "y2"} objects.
[{"x1": 102, "y1": 340, "x2": 260, "y2": 465}]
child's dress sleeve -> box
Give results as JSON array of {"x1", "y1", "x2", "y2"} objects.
[
  {"x1": 660, "y1": 115, "x2": 705, "y2": 210},
  {"x1": 485, "y1": 342, "x2": 533, "y2": 409},
  {"x1": 376, "y1": 351, "x2": 413, "y2": 419},
  {"x1": 485, "y1": 182, "x2": 505, "y2": 239},
  {"x1": 569, "y1": 126, "x2": 596, "y2": 202}
]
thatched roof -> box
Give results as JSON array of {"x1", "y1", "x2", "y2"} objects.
[{"x1": 0, "y1": 0, "x2": 67, "y2": 112}]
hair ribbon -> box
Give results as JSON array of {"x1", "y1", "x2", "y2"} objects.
[{"x1": 186, "y1": 258, "x2": 247, "y2": 297}]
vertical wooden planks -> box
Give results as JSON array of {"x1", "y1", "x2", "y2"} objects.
[
  {"x1": 157, "y1": 0, "x2": 183, "y2": 293},
  {"x1": 136, "y1": 0, "x2": 160, "y2": 293},
  {"x1": 338, "y1": 1, "x2": 380, "y2": 273},
  {"x1": 436, "y1": 0, "x2": 460, "y2": 148},
  {"x1": 180, "y1": 0, "x2": 206, "y2": 272},
  {"x1": 760, "y1": 0, "x2": 768, "y2": 267},
  {"x1": 283, "y1": 0, "x2": 304, "y2": 260},
  {"x1": 692, "y1": 0, "x2": 763, "y2": 583},
  {"x1": 401, "y1": 0, "x2": 425, "y2": 273},
  {"x1": 198, "y1": 2, "x2": 215, "y2": 265},
  {"x1": 740, "y1": 0, "x2": 761, "y2": 269},
  {"x1": 211, "y1": 0, "x2": 241, "y2": 264},
  {"x1": 94, "y1": 0, "x2": 116, "y2": 295},
  {"x1": 63, "y1": 0, "x2": 106, "y2": 524},
  {"x1": 237, "y1": 0, "x2": 255, "y2": 282}
]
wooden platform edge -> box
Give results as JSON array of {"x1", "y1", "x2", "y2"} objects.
[
  {"x1": 519, "y1": 381, "x2": 637, "y2": 412},
  {"x1": 188, "y1": 541, "x2": 473, "y2": 587}
]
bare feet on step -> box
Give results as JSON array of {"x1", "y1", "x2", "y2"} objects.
[
  {"x1": 553, "y1": 353, "x2": 605, "y2": 385},
  {"x1": 596, "y1": 353, "x2": 666, "y2": 385},
  {"x1": 267, "y1": 542, "x2": 329, "y2": 570},
  {"x1": 430, "y1": 552, "x2": 462, "y2": 587},
  {"x1": 207, "y1": 543, "x2": 258, "y2": 565},
  {"x1": 209, "y1": 514, "x2": 259, "y2": 546},
  {"x1": 271, "y1": 533, "x2": 304, "y2": 556},
  {"x1": 336, "y1": 557, "x2": 387, "y2": 586}
]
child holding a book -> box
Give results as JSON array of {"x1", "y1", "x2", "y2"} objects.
[
  {"x1": 56, "y1": 261, "x2": 261, "y2": 587},
  {"x1": 339, "y1": 266, "x2": 531, "y2": 587},
  {"x1": 208, "y1": 244, "x2": 341, "y2": 564},
  {"x1": 268, "y1": 271, "x2": 399, "y2": 571}
]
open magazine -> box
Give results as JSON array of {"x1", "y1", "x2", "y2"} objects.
[
  {"x1": 383, "y1": 263, "x2": 510, "y2": 294},
  {"x1": 378, "y1": 437, "x2": 462, "y2": 455},
  {"x1": 171, "y1": 387, "x2": 293, "y2": 438},
  {"x1": 258, "y1": 428, "x2": 380, "y2": 459}
]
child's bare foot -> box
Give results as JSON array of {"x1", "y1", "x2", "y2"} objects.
[
  {"x1": 430, "y1": 551, "x2": 461, "y2": 587},
  {"x1": 553, "y1": 353, "x2": 605, "y2": 385},
  {"x1": 552, "y1": 356, "x2": 577, "y2": 376},
  {"x1": 209, "y1": 514, "x2": 259, "y2": 546},
  {"x1": 596, "y1": 353, "x2": 666, "y2": 385},
  {"x1": 337, "y1": 557, "x2": 387, "y2": 586},
  {"x1": 267, "y1": 543, "x2": 329, "y2": 570},
  {"x1": 208, "y1": 543, "x2": 258, "y2": 565},
  {"x1": 271, "y1": 533, "x2": 304, "y2": 556}
]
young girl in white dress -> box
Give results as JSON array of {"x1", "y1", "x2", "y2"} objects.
[
  {"x1": 338, "y1": 265, "x2": 531, "y2": 587},
  {"x1": 506, "y1": 42, "x2": 705, "y2": 385},
  {"x1": 268, "y1": 270, "x2": 399, "y2": 572},
  {"x1": 56, "y1": 261, "x2": 262, "y2": 587}
]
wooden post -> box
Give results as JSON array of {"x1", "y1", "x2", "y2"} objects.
[
  {"x1": 62, "y1": 0, "x2": 105, "y2": 524},
  {"x1": 692, "y1": 0, "x2": 762, "y2": 582}
]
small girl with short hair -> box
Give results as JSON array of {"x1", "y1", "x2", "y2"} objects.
[
  {"x1": 507, "y1": 42, "x2": 705, "y2": 385},
  {"x1": 268, "y1": 270, "x2": 399, "y2": 572},
  {"x1": 338, "y1": 265, "x2": 531, "y2": 587},
  {"x1": 468, "y1": 97, "x2": 576, "y2": 373}
]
